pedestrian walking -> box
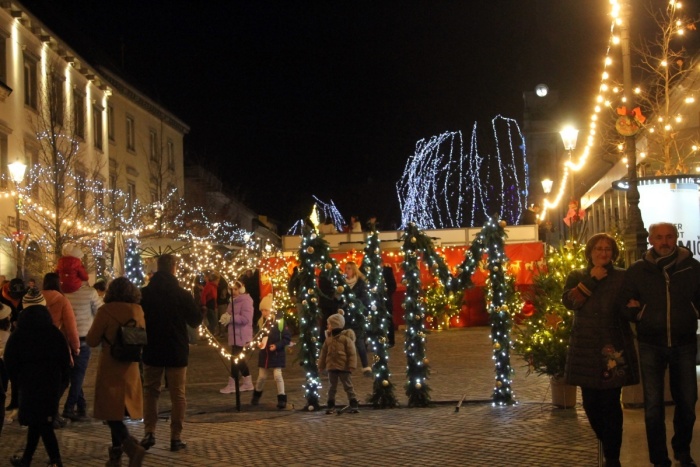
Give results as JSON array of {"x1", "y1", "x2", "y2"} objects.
[
  {"x1": 86, "y1": 277, "x2": 146, "y2": 467},
  {"x1": 562, "y1": 233, "x2": 639, "y2": 467},
  {"x1": 139, "y1": 254, "x2": 202, "y2": 453},
  {"x1": 620, "y1": 222, "x2": 700, "y2": 467},
  {"x1": 62, "y1": 280, "x2": 102, "y2": 423},
  {"x1": 5, "y1": 296, "x2": 71, "y2": 467}
]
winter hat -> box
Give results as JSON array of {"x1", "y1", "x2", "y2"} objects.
[
  {"x1": 0, "y1": 303, "x2": 10, "y2": 320},
  {"x1": 259, "y1": 295, "x2": 273, "y2": 311},
  {"x1": 327, "y1": 310, "x2": 345, "y2": 330},
  {"x1": 62, "y1": 243, "x2": 83, "y2": 258},
  {"x1": 8, "y1": 278, "x2": 26, "y2": 299},
  {"x1": 22, "y1": 286, "x2": 46, "y2": 307}
]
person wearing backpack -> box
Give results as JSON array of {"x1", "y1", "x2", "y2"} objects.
[{"x1": 86, "y1": 277, "x2": 146, "y2": 467}]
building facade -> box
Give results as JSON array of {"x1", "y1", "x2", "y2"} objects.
[{"x1": 0, "y1": 1, "x2": 188, "y2": 279}]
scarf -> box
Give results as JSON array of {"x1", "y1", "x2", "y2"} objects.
[
  {"x1": 345, "y1": 276, "x2": 358, "y2": 289},
  {"x1": 652, "y1": 246, "x2": 679, "y2": 273}
]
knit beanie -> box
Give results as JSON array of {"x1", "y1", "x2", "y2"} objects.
[
  {"x1": 22, "y1": 287, "x2": 46, "y2": 307},
  {"x1": 327, "y1": 310, "x2": 345, "y2": 330},
  {"x1": 259, "y1": 295, "x2": 273, "y2": 311}
]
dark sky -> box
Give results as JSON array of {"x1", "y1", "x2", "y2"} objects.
[{"x1": 23, "y1": 0, "x2": 618, "y2": 230}]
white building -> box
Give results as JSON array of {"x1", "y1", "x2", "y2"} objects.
[{"x1": 0, "y1": 1, "x2": 188, "y2": 279}]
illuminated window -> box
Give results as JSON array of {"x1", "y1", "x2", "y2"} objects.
[
  {"x1": 23, "y1": 54, "x2": 37, "y2": 109},
  {"x1": 93, "y1": 105, "x2": 103, "y2": 150},
  {"x1": 167, "y1": 139, "x2": 175, "y2": 171},
  {"x1": 107, "y1": 105, "x2": 114, "y2": 141},
  {"x1": 73, "y1": 91, "x2": 84, "y2": 138},
  {"x1": 126, "y1": 116, "x2": 135, "y2": 151},
  {"x1": 149, "y1": 129, "x2": 158, "y2": 161}
]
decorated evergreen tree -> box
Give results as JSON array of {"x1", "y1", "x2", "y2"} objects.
[
  {"x1": 362, "y1": 228, "x2": 398, "y2": 408},
  {"x1": 296, "y1": 224, "x2": 326, "y2": 411},
  {"x1": 124, "y1": 238, "x2": 145, "y2": 287},
  {"x1": 512, "y1": 243, "x2": 586, "y2": 378}
]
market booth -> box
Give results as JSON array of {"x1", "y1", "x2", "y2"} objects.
[{"x1": 281, "y1": 225, "x2": 544, "y2": 328}]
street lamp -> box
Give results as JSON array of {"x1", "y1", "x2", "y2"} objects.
[
  {"x1": 541, "y1": 178, "x2": 553, "y2": 196},
  {"x1": 619, "y1": 0, "x2": 647, "y2": 265},
  {"x1": 560, "y1": 126, "x2": 579, "y2": 241},
  {"x1": 8, "y1": 159, "x2": 26, "y2": 279}
]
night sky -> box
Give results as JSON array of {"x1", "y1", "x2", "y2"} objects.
[{"x1": 23, "y1": 0, "x2": 619, "y2": 230}]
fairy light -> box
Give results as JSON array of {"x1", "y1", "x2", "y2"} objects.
[{"x1": 397, "y1": 116, "x2": 526, "y2": 229}]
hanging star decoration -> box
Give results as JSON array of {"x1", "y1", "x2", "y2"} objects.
[{"x1": 544, "y1": 312, "x2": 563, "y2": 330}]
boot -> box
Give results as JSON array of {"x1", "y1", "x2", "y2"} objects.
[
  {"x1": 277, "y1": 394, "x2": 287, "y2": 409},
  {"x1": 219, "y1": 377, "x2": 236, "y2": 394},
  {"x1": 251, "y1": 390, "x2": 263, "y2": 405},
  {"x1": 349, "y1": 398, "x2": 360, "y2": 413},
  {"x1": 122, "y1": 436, "x2": 145, "y2": 467},
  {"x1": 325, "y1": 399, "x2": 335, "y2": 415},
  {"x1": 105, "y1": 447, "x2": 122, "y2": 467},
  {"x1": 239, "y1": 375, "x2": 254, "y2": 391}
]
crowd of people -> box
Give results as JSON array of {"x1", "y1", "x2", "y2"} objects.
[{"x1": 1, "y1": 220, "x2": 695, "y2": 467}]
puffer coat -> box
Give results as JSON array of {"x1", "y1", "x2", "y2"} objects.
[
  {"x1": 318, "y1": 328, "x2": 357, "y2": 372},
  {"x1": 562, "y1": 264, "x2": 639, "y2": 389}
]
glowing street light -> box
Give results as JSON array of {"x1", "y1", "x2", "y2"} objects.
[{"x1": 8, "y1": 159, "x2": 27, "y2": 279}]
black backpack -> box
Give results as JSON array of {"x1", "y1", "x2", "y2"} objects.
[{"x1": 105, "y1": 316, "x2": 147, "y2": 362}]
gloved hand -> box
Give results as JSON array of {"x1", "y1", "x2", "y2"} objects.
[{"x1": 219, "y1": 313, "x2": 231, "y2": 326}]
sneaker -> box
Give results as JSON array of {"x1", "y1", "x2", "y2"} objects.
[{"x1": 362, "y1": 367, "x2": 372, "y2": 377}]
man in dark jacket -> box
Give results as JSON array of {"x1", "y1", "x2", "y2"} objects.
[
  {"x1": 139, "y1": 254, "x2": 201, "y2": 453},
  {"x1": 620, "y1": 222, "x2": 700, "y2": 467}
]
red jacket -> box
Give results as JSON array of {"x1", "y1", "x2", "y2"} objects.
[
  {"x1": 200, "y1": 281, "x2": 218, "y2": 310},
  {"x1": 56, "y1": 256, "x2": 89, "y2": 294}
]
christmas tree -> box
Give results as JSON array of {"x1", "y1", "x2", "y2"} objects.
[
  {"x1": 512, "y1": 242, "x2": 586, "y2": 378},
  {"x1": 124, "y1": 238, "x2": 145, "y2": 286}
]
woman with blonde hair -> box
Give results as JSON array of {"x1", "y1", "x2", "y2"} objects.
[{"x1": 86, "y1": 277, "x2": 146, "y2": 466}]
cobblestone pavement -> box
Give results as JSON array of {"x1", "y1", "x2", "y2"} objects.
[{"x1": 1, "y1": 326, "x2": 697, "y2": 466}]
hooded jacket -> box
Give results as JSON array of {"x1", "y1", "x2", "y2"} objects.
[
  {"x1": 620, "y1": 245, "x2": 700, "y2": 347},
  {"x1": 4, "y1": 305, "x2": 71, "y2": 425}
]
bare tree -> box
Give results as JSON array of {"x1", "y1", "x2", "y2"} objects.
[
  {"x1": 633, "y1": 1, "x2": 700, "y2": 175},
  {"x1": 21, "y1": 61, "x2": 107, "y2": 268}
]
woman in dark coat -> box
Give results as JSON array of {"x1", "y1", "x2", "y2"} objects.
[
  {"x1": 562, "y1": 233, "x2": 639, "y2": 467},
  {"x1": 5, "y1": 300, "x2": 71, "y2": 467}
]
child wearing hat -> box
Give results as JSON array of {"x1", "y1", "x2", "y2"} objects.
[
  {"x1": 251, "y1": 295, "x2": 292, "y2": 409},
  {"x1": 317, "y1": 310, "x2": 359, "y2": 414}
]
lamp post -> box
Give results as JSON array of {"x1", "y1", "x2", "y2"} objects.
[
  {"x1": 8, "y1": 159, "x2": 27, "y2": 279},
  {"x1": 560, "y1": 126, "x2": 579, "y2": 242},
  {"x1": 619, "y1": 0, "x2": 648, "y2": 265}
]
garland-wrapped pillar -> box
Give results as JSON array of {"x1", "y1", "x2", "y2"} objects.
[{"x1": 362, "y1": 228, "x2": 398, "y2": 408}]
